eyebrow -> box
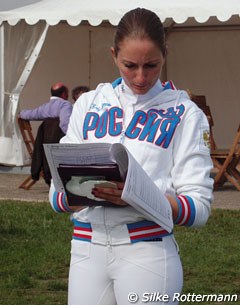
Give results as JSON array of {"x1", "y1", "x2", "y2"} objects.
[{"x1": 122, "y1": 59, "x2": 161, "y2": 65}]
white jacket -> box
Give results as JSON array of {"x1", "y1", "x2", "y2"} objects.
[{"x1": 49, "y1": 79, "x2": 213, "y2": 244}]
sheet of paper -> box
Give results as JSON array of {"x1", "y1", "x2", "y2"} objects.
[
  {"x1": 110, "y1": 144, "x2": 173, "y2": 232},
  {"x1": 44, "y1": 143, "x2": 114, "y2": 192}
]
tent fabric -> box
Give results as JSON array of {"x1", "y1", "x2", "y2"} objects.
[
  {"x1": 0, "y1": 0, "x2": 240, "y2": 166},
  {"x1": 0, "y1": 21, "x2": 48, "y2": 165},
  {"x1": 0, "y1": 0, "x2": 240, "y2": 26}
]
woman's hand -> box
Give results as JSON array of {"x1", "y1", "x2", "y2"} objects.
[
  {"x1": 92, "y1": 181, "x2": 128, "y2": 206},
  {"x1": 68, "y1": 205, "x2": 87, "y2": 212}
]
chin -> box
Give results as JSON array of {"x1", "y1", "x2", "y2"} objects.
[{"x1": 132, "y1": 87, "x2": 149, "y2": 95}]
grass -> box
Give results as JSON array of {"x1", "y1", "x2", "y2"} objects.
[
  {"x1": 0, "y1": 200, "x2": 240, "y2": 305},
  {"x1": 175, "y1": 209, "x2": 240, "y2": 303},
  {"x1": 0, "y1": 200, "x2": 71, "y2": 305}
]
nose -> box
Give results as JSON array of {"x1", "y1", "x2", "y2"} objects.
[{"x1": 135, "y1": 68, "x2": 147, "y2": 84}]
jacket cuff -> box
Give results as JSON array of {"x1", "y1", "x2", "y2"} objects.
[
  {"x1": 174, "y1": 195, "x2": 196, "y2": 226},
  {"x1": 52, "y1": 191, "x2": 73, "y2": 213}
]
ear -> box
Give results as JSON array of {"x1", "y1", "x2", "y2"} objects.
[
  {"x1": 62, "y1": 91, "x2": 68, "y2": 100},
  {"x1": 110, "y1": 47, "x2": 117, "y2": 65}
]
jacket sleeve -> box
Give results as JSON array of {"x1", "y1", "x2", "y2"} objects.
[
  {"x1": 59, "y1": 102, "x2": 73, "y2": 134},
  {"x1": 49, "y1": 182, "x2": 73, "y2": 213},
  {"x1": 171, "y1": 104, "x2": 214, "y2": 228},
  {"x1": 19, "y1": 103, "x2": 51, "y2": 121}
]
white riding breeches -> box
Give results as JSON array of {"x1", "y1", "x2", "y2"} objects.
[{"x1": 68, "y1": 236, "x2": 183, "y2": 305}]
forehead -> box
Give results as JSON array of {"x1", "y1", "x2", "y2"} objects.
[{"x1": 117, "y1": 37, "x2": 163, "y2": 61}]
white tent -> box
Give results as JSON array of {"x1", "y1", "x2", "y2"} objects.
[{"x1": 0, "y1": 0, "x2": 240, "y2": 166}]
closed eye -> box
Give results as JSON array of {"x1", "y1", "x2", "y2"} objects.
[
  {"x1": 124, "y1": 63, "x2": 136, "y2": 69},
  {"x1": 144, "y1": 63, "x2": 158, "y2": 68},
  {"x1": 123, "y1": 62, "x2": 159, "y2": 69},
  {"x1": 124, "y1": 63, "x2": 158, "y2": 69}
]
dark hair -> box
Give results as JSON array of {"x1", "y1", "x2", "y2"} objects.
[
  {"x1": 72, "y1": 86, "x2": 90, "y2": 101},
  {"x1": 51, "y1": 84, "x2": 68, "y2": 98},
  {"x1": 113, "y1": 8, "x2": 166, "y2": 57}
]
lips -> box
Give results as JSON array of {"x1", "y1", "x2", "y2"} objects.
[
  {"x1": 134, "y1": 83, "x2": 147, "y2": 88},
  {"x1": 132, "y1": 84, "x2": 149, "y2": 93}
]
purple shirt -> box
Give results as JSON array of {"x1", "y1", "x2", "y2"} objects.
[{"x1": 20, "y1": 97, "x2": 73, "y2": 134}]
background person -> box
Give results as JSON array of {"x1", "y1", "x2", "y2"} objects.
[
  {"x1": 19, "y1": 82, "x2": 72, "y2": 185},
  {"x1": 19, "y1": 82, "x2": 72, "y2": 134},
  {"x1": 71, "y1": 85, "x2": 90, "y2": 102},
  {"x1": 49, "y1": 8, "x2": 213, "y2": 305}
]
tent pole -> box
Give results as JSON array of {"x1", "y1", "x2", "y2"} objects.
[
  {"x1": 11, "y1": 23, "x2": 49, "y2": 165},
  {"x1": 13, "y1": 23, "x2": 49, "y2": 96},
  {"x1": 11, "y1": 22, "x2": 49, "y2": 120},
  {"x1": 88, "y1": 29, "x2": 92, "y2": 89},
  {"x1": 0, "y1": 24, "x2": 4, "y2": 136}
]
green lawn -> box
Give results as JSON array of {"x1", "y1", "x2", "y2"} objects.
[{"x1": 0, "y1": 200, "x2": 239, "y2": 305}]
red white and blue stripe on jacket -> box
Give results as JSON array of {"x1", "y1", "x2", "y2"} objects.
[
  {"x1": 71, "y1": 219, "x2": 172, "y2": 243},
  {"x1": 52, "y1": 191, "x2": 73, "y2": 213},
  {"x1": 51, "y1": 190, "x2": 196, "y2": 227},
  {"x1": 174, "y1": 195, "x2": 196, "y2": 226}
]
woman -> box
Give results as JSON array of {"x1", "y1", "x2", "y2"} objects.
[{"x1": 49, "y1": 8, "x2": 213, "y2": 305}]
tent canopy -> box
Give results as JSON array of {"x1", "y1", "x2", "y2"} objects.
[
  {"x1": 1, "y1": 0, "x2": 240, "y2": 26},
  {"x1": 0, "y1": 0, "x2": 240, "y2": 166}
]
